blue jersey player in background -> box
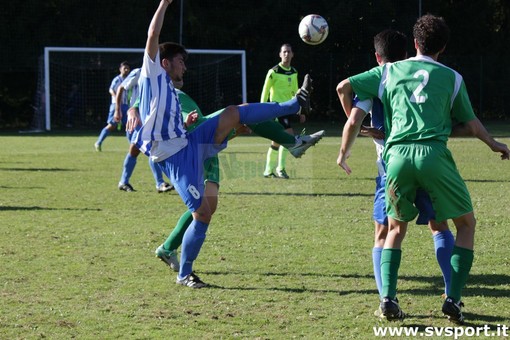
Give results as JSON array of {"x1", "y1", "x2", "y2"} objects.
[
  {"x1": 115, "y1": 67, "x2": 174, "y2": 193},
  {"x1": 94, "y1": 61, "x2": 131, "y2": 151}
]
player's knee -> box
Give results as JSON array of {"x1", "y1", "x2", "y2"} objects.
[
  {"x1": 223, "y1": 105, "x2": 239, "y2": 121},
  {"x1": 195, "y1": 213, "x2": 212, "y2": 224},
  {"x1": 374, "y1": 223, "x2": 388, "y2": 242},
  {"x1": 428, "y1": 220, "x2": 449, "y2": 233},
  {"x1": 193, "y1": 206, "x2": 213, "y2": 224},
  {"x1": 129, "y1": 144, "x2": 140, "y2": 157}
]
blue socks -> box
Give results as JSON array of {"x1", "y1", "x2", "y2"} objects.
[
  {"x1": 238, "y1": 99, "x2": 299, "y2": 124},
  {"x1": 120, "y1": 154, "x2": 137, "y2": 185},
  {"x1": 179, "y1": 219, "x2": 209, "y2": 279},
  {"x1": 374, "y1": 231, "x2": 453, "y2": 298},
  {"x1": 149, "y1": 158, "x2": 164, "y2": 188},
  {"x1": 372, "y1": 247, "x2": 383, "y2": 299},
  {"x1": 96, "y1": 127, "x2": 110, "y2": 145},
  {"x1": 433, "y1": 230, "x2": 454, "y2": 294}
]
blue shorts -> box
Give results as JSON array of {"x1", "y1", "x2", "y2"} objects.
[
  {"x1": 158, "y1": 114, "x2": 227, "y2": 211},
  {"x1": 374, "y1": 171, "x2": 436, "y2": 226},
  {"x1": 106, "y1": 103, "x2": 128, "y2": 125}
]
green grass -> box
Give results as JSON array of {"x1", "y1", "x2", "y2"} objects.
[{"x1": 1, "y1": 125, "x2": 509, "y2": 339}]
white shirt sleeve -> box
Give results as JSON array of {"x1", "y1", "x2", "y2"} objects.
[{"x1": 354, "y1": 98, "x2": 373, "y2": 114}]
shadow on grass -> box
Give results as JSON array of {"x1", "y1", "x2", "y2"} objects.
[
  {"x1": 0, "y1": 167, "x2": 75, "y2": 172},
  {"x1": 0, "y1": 185, "x2": 46, "y2": 189},
  {"x1": 464, "y1": 178, "x2": 510, "y2": 183},
  {"x1": 202, "y1": 270, "x2": 510, "y2": 287},
  {"x1": 202, "y1": 270, "x2": 510, "y2": 296},
  {"x1": 206, "y1": 283, "x2": 375, "y2": 296},
  {"x1": 0, "y1": 205, "x2": 101, "y2": 211},
  {"x1": 223, "y1": 191, "x2": 374, "y2": 197},
  {"x1": 202, "y1": 271, "x2": 510, "y2": 323}
]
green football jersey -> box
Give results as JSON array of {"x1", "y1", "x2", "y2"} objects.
[
  {"x1": 349, "y1": 55, "x2": 476, "y2": 148},
  {"x1": 176, "y1": 89, "x2": 233, "y2": 138},
  {"x1": 176, "y1": 89, "x2": 206, "y2": 133}
]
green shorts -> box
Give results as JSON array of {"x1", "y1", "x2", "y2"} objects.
[
  {"x1": 204, "y1": 156, "x2": 220, "y2": 184},
  {"x1": 191, "y1": 109, "x2": 232, "y2": 186},
  {"x1": 384, "y1": 141, "x2": 473, "y2": 222}
]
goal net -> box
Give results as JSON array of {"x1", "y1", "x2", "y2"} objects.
[{"x1": 38, "y1": 47, "x2": 246, "y2": 130}]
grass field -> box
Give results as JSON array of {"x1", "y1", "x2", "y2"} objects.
[{"x1": 1, "y1": 124, "x2": 509, "y2": 339}]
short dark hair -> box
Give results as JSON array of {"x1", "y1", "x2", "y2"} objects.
[
  {"x1": 119, "y1": 61, "x2": 130, "y2": 68},
  {"x1": 413, "y1": 14, "x2": 450, "y2": 55},
  {"x1": 373, "y1": 29, "x2": 407, "y2": 63},
  {"x1": 280, "y1": 43, "x2": 292, "y2": 52},
  {"x1": 159, "y1": 42, "x2": 188, "y2": 61}
]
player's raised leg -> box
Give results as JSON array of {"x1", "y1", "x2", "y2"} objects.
[{"x1": 213, "y1": 74, "x2": 313, "y2": 145}]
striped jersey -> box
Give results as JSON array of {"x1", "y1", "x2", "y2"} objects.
[
  {"x1": 260, "y1": 63, "x2": 298, "y2": 103},
  {"x1": 354, "y1": 97, "x2": 385, "y2": 176},
  {"x1": 121, "y1": 68, "x2": 141, "y2": 107},
  {"x1": 349, "y1": 55, "x2": 476, "y2": 149},
  {"x1": 110, "y1": 74, "x2": 128, "y2": 105},
  {"x1": 135, "y1": 51, "x2": 188, "y2": 161}
]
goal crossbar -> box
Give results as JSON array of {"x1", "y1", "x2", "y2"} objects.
[{"x1": 43, "y1": 47, "x2": 247, "y2": 131}]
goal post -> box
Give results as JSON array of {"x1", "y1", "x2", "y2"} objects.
[{"x1": 41, "y1": 47, "x2": 247, "y2": 131}]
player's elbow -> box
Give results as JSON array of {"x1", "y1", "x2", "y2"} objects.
[
  {"x1": 336, "y1": 79, "x2": 351, "y2": 97},
  {"x1": 147, "y1": 27, "x2": 160, "y2": 40}
]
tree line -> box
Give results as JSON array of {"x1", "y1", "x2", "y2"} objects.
[{"x1": 1, "y1": 0, "x2": 509, "y2": 129}]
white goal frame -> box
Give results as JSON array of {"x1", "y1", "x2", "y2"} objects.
[{"x1": 43, "y1": 47, "x2": 247, "y2": 131}]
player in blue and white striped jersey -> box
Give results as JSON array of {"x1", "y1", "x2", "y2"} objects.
[
  {"x1": 94, "y1": 61, "x2": 131, "y2": 151},
  {"x1": 136, "y1": 0, "x2": 312, "y2": 288},
  {"x1": 115, "y1": 68, "x2": 173, "y2": 193}
]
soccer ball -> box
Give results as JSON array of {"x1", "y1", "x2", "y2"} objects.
[{"x1": 298, "y1": 14, "x2": 329, "y2": 45}]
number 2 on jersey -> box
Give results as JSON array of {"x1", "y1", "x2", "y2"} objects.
[{"x1": 410, "y1": 69, "x2": 429, "y2": 104}]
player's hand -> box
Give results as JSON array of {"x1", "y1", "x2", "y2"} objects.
[
  {"x1": 186, "y1": 111, "x2": 199, "y2": 127},
  {"x1": 337, "y1": 150, "x2": 352, "y2": 175},
  {"x1": 126, "y1": 107, "x2": 141, "y2": 133},
  {"x1": 492, "y1": 141, "x2": 510, "y2": 160},
  {"x1": 360, "y1": 126, "x2": 385, "y2": 139},
  {"x1": 113, "y1": 110, "x2": 122, "y2": 123},
  {"x1": 163, "y1": 0, "x2": 173, "y2": 4}
]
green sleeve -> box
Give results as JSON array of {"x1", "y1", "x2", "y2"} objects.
[
  {"x1": 349, "y1": 66, "x2": 384, "y2": 101},
  {"x1": 177, "y1": 90, "x2": 205, "y2": 132},
  {"x1": 451, "y1": 81, "x2": 476, "y2": 123}
]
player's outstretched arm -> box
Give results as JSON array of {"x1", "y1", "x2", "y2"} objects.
[
  {"x1": 336, "y1": 79, "x2": 353, "y2": 117},
  {"x1": 146, "y1": 0, "x2": 174, "y2": 61},
  {"x1": 337, "y1": 107, "x2": 367, "y2": 174},
  {"x1": 457, "y1": 118, "x2": 510, "y2": 160}
]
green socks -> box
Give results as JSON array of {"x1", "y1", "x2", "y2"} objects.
[
  {"x1": 249, "y1": 121, "x2": 295, "y2": 148},
  {"x1": 163, "y1": 210, "x2": 193, "y2": 251},
  {"x1": 381, "y1": 248, "x2": 402, "y2": 299},
  {"x1": 448, "y1": 246, "x2": 474, "y2": 302},
  {"x1": 379, "y1": 246, "x2": 473, "y2": 303}
]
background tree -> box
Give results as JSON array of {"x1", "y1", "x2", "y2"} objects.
[{"x1": 0, "y1": 0, "x2": 508, "y2": 129}]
